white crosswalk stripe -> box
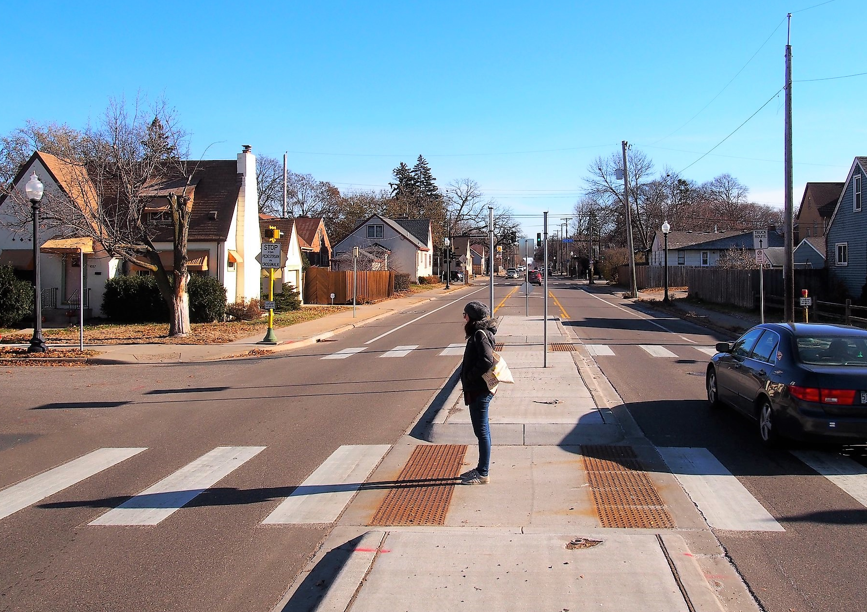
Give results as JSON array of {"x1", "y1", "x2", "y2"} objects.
[
  {"x1": 322, "y1": 347, "x2": 367, "y2": 360},
  {"x1": 263, "y1": 445, "x2": 390, "y2": 524},
  {"x1": 695, "y1": 347, "x2": 718, "y2": 357},
  {"x1": 791, "y1": 451, "x2": 867, "y2": 507},
  {"x1": 0, "y1": 448, "x2": 146, "y2": 521},
  {"x1": 381, "y1": 345, "x2": 418, "y2": 358},
  {"x1": 658, "y1": 447, "x2": 784, "y2": 531},
  {"x1": 439, "y1": 343, "x2": 465, "y2": 356},
  {"x1": 586, "y1": 345, "x2": 615, "y2": 356},
  {"x1": 640, "y1": 345, "x2": 679, "y2": 358},
  {"x1": 90, "y1": 446, "x2": 265, "y2": 526}
]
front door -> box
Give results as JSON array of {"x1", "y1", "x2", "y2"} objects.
[{"x1": 63, "y1": 253, "x2": 86, "y2": 306}]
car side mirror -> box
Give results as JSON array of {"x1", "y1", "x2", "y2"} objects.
[{"x1": 715, "y1": 342, "x2": 733, "y2": 353}]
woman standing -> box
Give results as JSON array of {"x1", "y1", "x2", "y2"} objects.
[{"x1": 459, "y1": 301, "x2": 497, "y2": 485}]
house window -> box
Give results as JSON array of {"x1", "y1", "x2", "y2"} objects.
[
  {"x1": 836, "y1": 243, "x2": 848, "y2": 266},
  {"x1": 814, "y1": 222, "x2": 819, "y2": 236},
  {"x1": 677, "y1": 251, "x2": 685, "y2": 265},
  {"x1": 367, "y1": 224, "x2": 383, "y2": 238},
  {"x1": 701, "y1": 251, "x2": 709, "y2": 266},
  {"x1": 806, "y1": 227, "x2": 811, "y2": 237},
  {"x1": 855, "y1": 175, "x2": 862, "y2": 212},
  {"x1": 148, "y1": 211, "x2": 171, "y2": 224}
]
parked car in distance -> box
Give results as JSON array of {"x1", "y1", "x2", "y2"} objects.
[
  {"x1": 506, "y1": 268, "x2": 519, "y2": 278},
  {"x1": 706, "y1": 323, "x2": 867, "y2": 446},
  {"x1": 528, "y1": 270, "x2": 542, "y2": 285}
]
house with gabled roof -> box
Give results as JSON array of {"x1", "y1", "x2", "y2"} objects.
[
  {"x1": 293, "y1": 217, "x2": 331, "y2": 268},
  {"x1": 794, "y1": 236, "x2": 826, "y2": 269},
  {"x1": 259, "y1": 215, "x2": 304, "y2": 302},
  {"x1": 649, "y1": 229, "x2": 784, "y2": 267},
  {"x1": 331, "y1": 214, "x2": 432, "y2": 278},
  {"x1": 795, "y1": 182, "x2": 843, "y2": 243},
  {"x1": 825, "y1": 156, "x2": 867, "y2": 298},
  {"x1": 0, "y1": 146, "x2": 262, "y2": 320}
]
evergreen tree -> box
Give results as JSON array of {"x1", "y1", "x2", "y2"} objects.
[{"x1": 412, "y1": 155, "x2": 439, "y2": 201}]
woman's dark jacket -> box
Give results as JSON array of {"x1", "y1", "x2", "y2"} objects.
[{"x1": 460, "y1": 318, "x2": 497, "y2": 404}]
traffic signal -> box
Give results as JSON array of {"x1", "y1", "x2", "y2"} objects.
[
  {"x1": 536, "y1": 233, "x2": 542, "y2": 247},
  {"x1": 269, "y1": 226, "x2": 282, "y2": 241}
]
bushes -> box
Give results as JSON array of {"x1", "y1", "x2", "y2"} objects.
[
  {"x1": 394, "y1": 273, "x2": 411, "y2": 292},
  {"x1": 417, "y1": 275, "x2": 440, "y2": 285},
  {"x1": 226, "y1": 298, "x2": 263, "y2": 321},
  {"x1": 0, "y1": 265, "x2": 33, "y2": 327},
  {"x1": 102, "y1": 275, "x2": 168, "y2": 322},
  {"x1": 189, "y1": 275, "x2": 227, "y2": 323},
  {"x1": 271, "y1": 283, "x2": 302, "y2": 311}
]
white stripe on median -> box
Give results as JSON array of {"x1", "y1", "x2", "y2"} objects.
[
  {"x1": 658, "y1": 447, "x2": 784, "y2": 531},
  {"x1": 381, "y1": 345, "x2": 418, "y2": 358},
  {"x1": 263, "y1": 445, "x2": 390, "y2": 524},
  {"x1": 439, "y1": 343, "x2": 465, "y2": 356},
  {"x1": 0, "y1": 448, "x2": 146, "y2": 521},
  {"x1": 90, "y1": 446, "x2": 265, "y2": 526},
  {"x1": 322, "y1": 347, "x2": 367, "y2": 360},
  {"x1": 792, "y1": 450, "x2": 867, "y2": 507},
  {"x1": 586, "y1": 345, "x2": 615, "y2": 356},
  {"x1": 640, "y1": 345, "x2": 678, "y2": 358}
]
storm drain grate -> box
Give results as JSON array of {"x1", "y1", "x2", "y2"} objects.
[
  {"x1": 369, "y1": 444, "x2": 467, "y2": 526},
  {"x1": 581, "y1": 445, "x2": 674, "y2": 529},
  {"x1": 549, "y1": 343, "x2": 576, "y2": 352},
  {"x1": 495, "y1": 343, "x2": 505, "y2": 351}
]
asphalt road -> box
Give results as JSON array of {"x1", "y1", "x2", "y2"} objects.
[{"x1": 0, "y1": 283, "x2": 490, "y2": 612}]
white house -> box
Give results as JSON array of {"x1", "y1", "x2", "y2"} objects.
[
  {"x1": 259, "y1": 215, "x2": 304, "y2": 302},
  {"x1": 331, "y1": 215, "x2": 433, "y2": 278},
  {"x1": 649, "y1": 229, "x2": 784, "y2": 267},
  {"x1": 0, "y1": 146, "x2": 262, "y2": 320}
]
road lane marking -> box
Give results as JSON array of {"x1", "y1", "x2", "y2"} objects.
[
  {"x1": 658, "y1": 447, "x2": 784, "y2": 531},
  {"x1": 640, "y1": 345, "x2": 679, "y2": 358},
  {"x1": 262, "y1": 445, "x2": 391, "y2": 524},
  {"x1": 494, "y1": 286, "x2": 519, "y2": 314},
  {"x1": 0, "y1": 448, "x2": 146, "y2": 521},
  {"x1": 90, "y1": 446, "x2": 265, "y2": 526},
  {"x1": 695, "y1": 347, "x2": 718, "y2": 357},
  {"x1": 548, "y1": 291, "x2": 570, "y2": 319},
  {"x1": 322, "y1": 347, "x2": 367, "y2": 360},
  {"x1": 381, "y1": 345, "x2": 418, "y2": 358},
  {"x1": 364, "y1": 288, "x2": 486, "y2": 345},
  {"x1": 791, "y1": 451, "x2": 867, "y2": 507},
  {"x1": 439, "y1": 343, "x2": 465, "y2": 356},
  {"x1": 586, "y1": 345, "x2": 615, "y2": 356},
  {"x1": 582, "y1": 290, "x2": 697, "y2": 343}
]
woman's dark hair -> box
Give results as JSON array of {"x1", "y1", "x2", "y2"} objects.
[{"x1": 464, "y1": 320, "x2": 477, "y2": 339}]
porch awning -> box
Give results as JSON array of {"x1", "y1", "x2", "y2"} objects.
[
  {"x1": 0, "y1": 249, "x2": 34, "y2": 270},
  {"x1": 227, "y1": 249, "x2": 243, "y2": 263},
  {"x1": 40, "y1": 237, "x2": 96, "y2": 254},
  {"x1": 130, "y1": 250, "x2": 210, "y2": 272}
]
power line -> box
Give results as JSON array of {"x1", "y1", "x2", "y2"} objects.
[
  {"x1": 678, "y1": 88, "x2": 784, "y2": 174},
  {"x1": 796, "y1": 71, "x2": 867, "y2": 82},
  {"x1": 285, "y1": 143, "x2": 616, "y2": 159}
]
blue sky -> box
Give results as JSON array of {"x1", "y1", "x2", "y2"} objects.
[{"x1": 4, "y1": 1, "x2": 863, "y2": 235}]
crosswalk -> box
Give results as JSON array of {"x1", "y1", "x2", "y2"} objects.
[
  {"x1": 5, "y1": 444, "x2": 867, "y2": 533},
  {"x1": 320, "y1": 343, "x2": 716, "y2": 360}
]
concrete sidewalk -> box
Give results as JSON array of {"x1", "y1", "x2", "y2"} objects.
[{"x1": 272, "y1": 315, "x2": 759, "y2": 612}]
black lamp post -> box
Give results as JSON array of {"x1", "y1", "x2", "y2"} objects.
[
  {"x1": 444, "y1": 234, "x2": 451, "y2": 290},
  {"x1": 661, "y1": 220, "x2": 671, "y2": 304},
  {"x1": 26, "y1": 171, "x2": 46, "y2": 352}
]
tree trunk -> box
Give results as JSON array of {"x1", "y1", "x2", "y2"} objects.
[
  {"x1": 167, "y1": 191, "x2": 192, "y2": 337},
  {"x1": 170, "y1": 283, "x2": 190, "y2": 336}
]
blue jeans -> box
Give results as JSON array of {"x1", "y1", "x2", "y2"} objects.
[{"x1": 468, "y1": 392, "x2": 493, "y2": 476}]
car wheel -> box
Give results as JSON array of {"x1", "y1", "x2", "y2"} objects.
[
  {"x1": 706, "y1": 369, "x2": 722, "y2": 409},
  {"x1": 758, "y1": 399, "x2": 780, "y2": 447}
]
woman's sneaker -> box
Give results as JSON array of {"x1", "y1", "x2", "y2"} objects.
[{"x1": 460, "y1": 469, "x2": 489, "y2": 485}]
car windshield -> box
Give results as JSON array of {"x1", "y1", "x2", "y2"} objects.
[{"x1": 796, "y1": 336, "x2": 867, "y2": 366}]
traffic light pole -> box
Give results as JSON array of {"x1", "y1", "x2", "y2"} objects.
[{"x1": 488, "y1": 206, "x2": 495, "y2": 316}]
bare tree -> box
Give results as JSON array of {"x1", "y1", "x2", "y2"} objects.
[
  {"x1": 444, "y1": 178, "x2": 494, "y2": 236},
  {"x1": 0, "y1": 120, "x2": 84, "y2": 187},
  {"x1": 2, "y1": 97, "x2": 199, "y2": 336},
  {"x1": 324, "y1": 188, "x2": 390, "y2": 244},
  {"x1": 256, "y1": 155, "x2": 285, "y2": 216}
]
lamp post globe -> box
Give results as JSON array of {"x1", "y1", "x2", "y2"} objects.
[
  {"x1": 26, "y1": 172, "x2": 47, "y2": 353},
  {"x1": 661, "y1": 220, "x2": 671, "y2": 304}
]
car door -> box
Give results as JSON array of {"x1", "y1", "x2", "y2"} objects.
[
  {"x1": 716, "y1": 328, "x2": 764, "y2": 409},
  {"x1": 735, "y1": 330, "x2": 780, "y2": 412}
]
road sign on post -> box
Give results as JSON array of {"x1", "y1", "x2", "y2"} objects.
[
  {"x1": 753, "y1": 230, "x2": 768, "y2": 251},
  {"x1": 261, "y1": 243, "x2": 281, "y2": 269}
]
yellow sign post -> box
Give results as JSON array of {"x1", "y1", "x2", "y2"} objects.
[{"x1": 260, "y1": 226, "x2": 281, "y2": 344}]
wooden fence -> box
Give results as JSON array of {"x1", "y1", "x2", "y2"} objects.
[
  {"x1": 304, "y1": 267, "x2": 395, "y2": 304},
  {"x1": 618, "y1": 266, "x2": 830, "y2": 310}
]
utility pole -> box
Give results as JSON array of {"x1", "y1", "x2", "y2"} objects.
[
  {"x1": 488, "y1": 206, "x2": 495, "y2": 316},
  {"x1": 562, "y1": 217, "x2": 569, "y2": 276},
  {"x1": 622, "y1": 140, "x2": 638, "y2": 299},
  {"x1": 784, "y1": 14, "x2": 795, "y2": 323},
  {"x1": 588, "y1": 209, "x2": 595, "y2": 285},
  {"x1": 283, "y1": 152, "x2": 288, "y2": 218},
  {"x1": 543, "y1": 211, "x2": 548, "y2": 368}
]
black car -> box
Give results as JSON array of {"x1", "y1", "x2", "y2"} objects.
[{"x1": 706, "y1": 323, "x2": 867, "y2": 446}]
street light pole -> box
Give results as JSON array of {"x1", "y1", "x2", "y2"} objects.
[
  {"x1": 661, "y1": 220, "x2": 671, "y2": 304},
  {"x1": 25, "y1": 172, "x2": 46, "y2": 353},
  {"x1": 444, "y1": 221, "x2": 451, "y2": 290}
]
